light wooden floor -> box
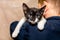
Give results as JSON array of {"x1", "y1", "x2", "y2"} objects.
[{"x1": 0, "y1": 0, "x2": 38, "y2": 40}]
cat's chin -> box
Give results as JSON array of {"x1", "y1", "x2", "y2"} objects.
[
  {"x1": 29, "y1": 22, "x2": 37, "y2": 26},
  {"x1": 28, "y1": 21, "x2": 37, "y2": 24},
  {"x1": 31, "y1": 22, "x2": 37, "y2": 24},
  {"x1": 27, "y1": 20, "x2": 37, "y2": 24},
  {"x1": 28, "y1": 21, "x2": 37, "y2": 25}
]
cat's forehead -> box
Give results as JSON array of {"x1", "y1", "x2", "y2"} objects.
[{"x1": 30, "y1": 8, "x2": 38, "y2": 12}]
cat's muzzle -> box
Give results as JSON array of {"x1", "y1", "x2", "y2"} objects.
[{"x1": 28, "y1": 18, "x2": 38, "y2": 24}]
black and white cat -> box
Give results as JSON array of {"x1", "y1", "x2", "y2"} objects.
[{"x1": 12, "y1": 3, "x2": 46, "y2": 38}]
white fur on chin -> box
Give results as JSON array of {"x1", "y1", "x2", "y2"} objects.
[
  {"x1": 38, "y1": 17, "x2": 46, "y2": 30},
  {"x1": 12, "y1": 17, "x2": 26, "y2": 38}
]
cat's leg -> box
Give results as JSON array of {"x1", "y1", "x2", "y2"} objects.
[
  {"x1": 10, "y1": 21, "x2": 19, "y2": 37},
  {"x1": 12, "y1": 17, "x2": 26, "y2": 38},
  {"x1": 37, "y1": 17, "x2": 46, "y2": 30}
]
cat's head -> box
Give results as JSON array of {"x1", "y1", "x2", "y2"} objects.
[{"x1": 22, "y1": 3, "x2": 46, "y2": 24}]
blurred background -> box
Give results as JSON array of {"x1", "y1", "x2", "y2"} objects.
[{"x1": 0, "y1": 0, "x2": 44, "y2": 40}]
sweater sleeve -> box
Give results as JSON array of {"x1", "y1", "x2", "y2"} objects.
[{"x1": 45, "y1": 20, "x2": 60, "y2": 32}]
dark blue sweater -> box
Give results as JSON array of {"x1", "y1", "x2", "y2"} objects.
[{"x1": 10, "y1": 16, "x2": 60, "y2": 40}]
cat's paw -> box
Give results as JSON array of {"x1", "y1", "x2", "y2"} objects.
[
  {"x1": 38, "y1": 22, "x2": 44, "y2": 30},
  {"x1": 12, "y1": 31, "x2": 19, "y2": 38},
  {"x1": 37, "y1": 17, "x2": 46, "y2": 30}
]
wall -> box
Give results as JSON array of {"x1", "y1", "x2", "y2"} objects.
[{"x1": 0, "y1": 0, "x2": 38, "y2": 40}]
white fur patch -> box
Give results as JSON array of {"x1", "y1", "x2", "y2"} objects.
[
  {"x1": 35, "y1": 18, "x2": 38, "y2": 23},
  {"x1": 37, "y1": 17, "x2": 46, "y2": 30},
  {"x1": 12, "y1": 17, "x2": 26, "y2": 38},
  {"x1": 28, "y1": 18, "x2": 38, "y2": 24}
]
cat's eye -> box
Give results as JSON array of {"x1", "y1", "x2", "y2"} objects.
[
  {"x1": 37, "y1": 16, "x2": 40, "y2": 18},
  {"x1": 36, "y1": 13, "x2": 40, "y2": 16},
  {"x1": 30, "y1": 12, "x2": 32, "y2": 15},
  {"x1": 36, "y1": 14, "x2": 40, "y2": 17}
]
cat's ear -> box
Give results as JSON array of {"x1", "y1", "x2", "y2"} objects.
[
  {"x1": 39, "y1": 5, "x2": 46, "y2": 13},
  {"x1": 22, "y1": 3, "x2": 29, "y2": 14}
]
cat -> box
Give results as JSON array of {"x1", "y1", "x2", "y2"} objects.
[
  {"x1": 12, "y1": 3, "x2": 46, "y2": 38},
  {"x1": 23, "y1": 3, "x2": 46, "y2": 24}
]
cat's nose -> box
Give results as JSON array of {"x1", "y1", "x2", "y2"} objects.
[
  {"x1": 30, "y1": 18, "x2": 35, "y2": 21},
  {"x1": 32, "y1": 19, "x2": 35, "y2": 21}
]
